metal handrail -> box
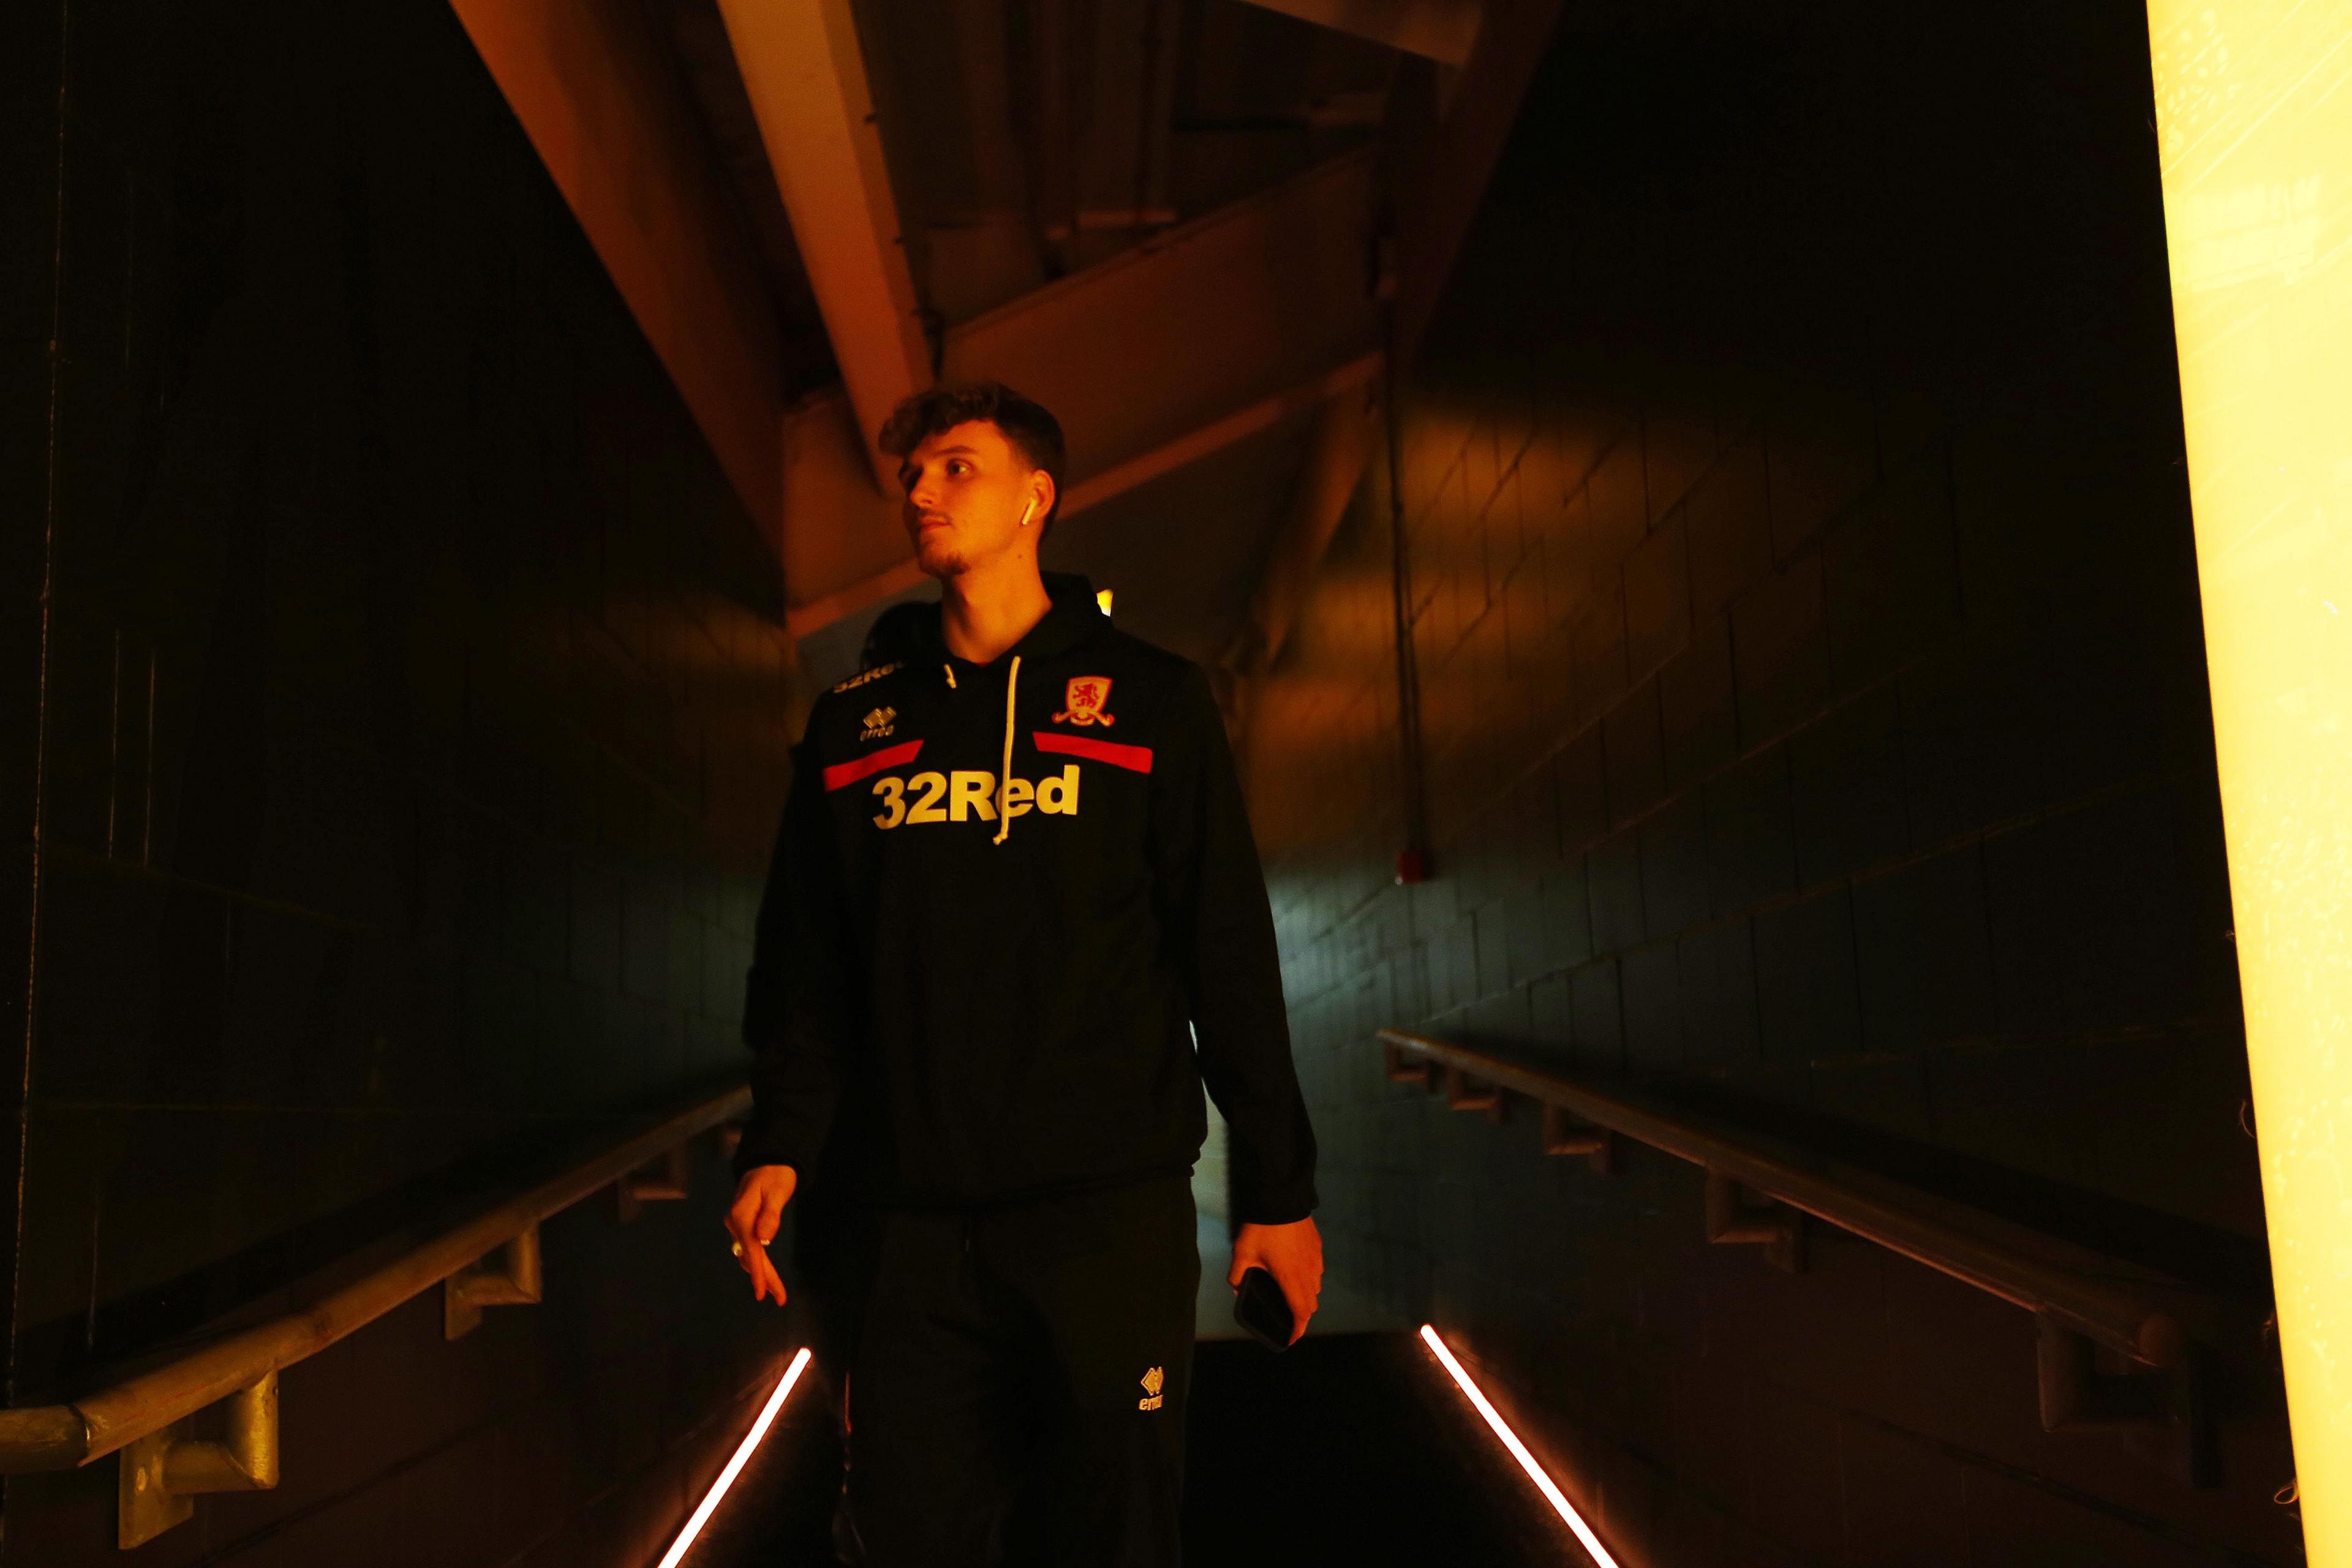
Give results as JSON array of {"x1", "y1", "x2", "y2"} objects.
[
  {"x1": 1378, "y1": 1029, "x2": 2207, "y2": 1370},
  {"x1": 0, "y1": 1083, "x2": 750, "y2": 1476}
]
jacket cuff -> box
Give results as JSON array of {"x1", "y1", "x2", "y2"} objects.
[
  {"x1": 1233, "y1": 1178, "x2": 1317, "y2": 1227},
  {"x1": 729, "y1": 1123, "x2": 807, "y2": 1183}
]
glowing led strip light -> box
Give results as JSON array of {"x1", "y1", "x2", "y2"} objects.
[
  {"x1": 655, "y1": 1346, "x2": 814, "y2": 1568},
  {"x1": 1419, "y1": 1325, "x2": 1620, "y2": 1568}
]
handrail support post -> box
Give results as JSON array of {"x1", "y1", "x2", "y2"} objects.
[
  {"x1": 1705, "y1": 1169, "x2": 1805, "y2": 1273},
  {"x1": 616, "y1": 1141, "x2": 693, "y2": 1223},
  {"x1": 118, "y1": 1372, "x2": 279, "y2": 1548},
  {"x1": 1540, "y1": 1104, "x2": 1615, "y2": 1175},
  {"x1": 2036, "y1": 1314, "x2": 2218, "y2": 1486},
  {"x1": 445, "y1": 1224, "x2": 545, "y2": 1340},
  {"x1": 1442, "y1": 1065, "x2": 1506, "y2": 1123},
  {"x1": 1382, "y1": 1036, "x2": 1431, "y2": 1086}
]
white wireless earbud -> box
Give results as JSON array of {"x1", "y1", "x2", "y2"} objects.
[{"x1": 1019, "y1": 497, "x2": 1038, "y2": 529}]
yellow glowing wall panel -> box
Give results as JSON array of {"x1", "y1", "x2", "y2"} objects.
[{"x1": 2145, "y1": 2, "x2": 2352, "y2": 1555}]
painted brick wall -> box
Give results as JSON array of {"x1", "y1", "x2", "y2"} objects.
[
  {"x1": 2, "y1": 1, "x2": 798, "y2": 1562},
  {"x1": 1245, "y1": 6, "x2": 2297, "y2": 1565}
]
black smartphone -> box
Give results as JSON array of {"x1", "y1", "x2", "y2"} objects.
[{"x1": 1232, "y1": 1266, "x2": 1295, "y2": 1351}]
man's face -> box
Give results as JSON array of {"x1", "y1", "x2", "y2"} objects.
[{"x1": 898, "y1": 420, "x2": 1048, "y2": 579}]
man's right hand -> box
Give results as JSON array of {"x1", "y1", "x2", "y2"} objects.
[{"x1": 725, "y1": 1164, "x2": 797, "y2": 1305}]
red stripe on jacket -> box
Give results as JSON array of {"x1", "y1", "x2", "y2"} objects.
[
  {"x1": 824, "y1": 739, "x2": 924, "y2": 791},
  {"x1": 1033, "y1": 732, "x2": 1154, "y2": 774}
]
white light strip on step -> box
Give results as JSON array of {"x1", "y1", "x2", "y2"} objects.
[
  {"x1": 1419, "y1": 1324, "x2": 1620, "y2": 1568},
  {"x1": 656, "y1": 1346, "x2": 815, "y2": 1568}
]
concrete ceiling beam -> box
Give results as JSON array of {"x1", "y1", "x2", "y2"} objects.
[
  {"x1": 1232, "y1": 0, "x2": 1483, "y2": 66},
  {"x1": 781, "y1": 151, "x2": 1383, "y2": 640},
  {"x1": 944, "y1": 149, "x2": 1381, "y2": 481},
  {"x1": 1229, "y1": 370, "x2": 1383, "y2": 683},
  {"x1": 1390, "y1": 0, "x2": 1568, "y2": 363},
  {"x1": 714, "y1": 0, "x2": 932, "y2": 492},
  {"x1": 447, "y1": 0, "x2": 786, "y2": 541}
]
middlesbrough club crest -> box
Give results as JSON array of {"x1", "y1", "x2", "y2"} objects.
[{"x1": 1052, "y1": 676, "x2": 1116, "y2": 726}]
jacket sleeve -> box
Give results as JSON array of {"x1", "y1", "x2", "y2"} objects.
[
  {"x1": 1152, "y1": 666, "x2": 1319, "y2": 1224},
  {"x1": 734, "y1": 730, "x2": 854, "y2": 1179}
]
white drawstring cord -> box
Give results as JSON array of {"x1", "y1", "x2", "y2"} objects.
[{"x1": 993, "y1": 655, "x2": 1021, "y2": 845}]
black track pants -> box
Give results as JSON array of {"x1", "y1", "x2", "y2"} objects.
[{"x1": 847, "y1": 1177, "x2": 1200, "y2": 1567}]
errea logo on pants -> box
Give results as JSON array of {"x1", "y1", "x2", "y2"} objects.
[
  {"x1": 1138, "y1": 1366, "x2": 1164, "y2": 1411},
  {"x1": 869, "y1": 766, "x2": 1080, "y2": 829}
]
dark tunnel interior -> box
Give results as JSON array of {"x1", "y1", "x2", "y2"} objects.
[{"x1": 0, "y1": 0, "x2": 2321, "y2": 1564}]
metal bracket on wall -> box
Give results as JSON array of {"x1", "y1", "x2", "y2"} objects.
[
  {"x1": 1382, "y1": 1037, "x2": 1432, "y2": 1086},
  {"x1": 1705, "y1": 1169, "x2": 1805, "y2": 1273},
  {"x1": 2036, "y1": 1314, "x2": 2217, "y2": 1486},
  {"x1": 1540, "y1": 1104, "x2": 1615, "y2": 1174},
  {"x1": 1442, "y1": 1066, "x2": 1507, "y2": 1123},
  {"x1": 118, "y1": 1372, "x2": 279, "y2": 1549},
  {"x1": 444, "y1": 1225, "x2": 545, "y2": 1340},
  {"x1": 716, "y1": 1123, "x2": 745, "y2": 1164},
  {"x1": 614, "y1": 1142, "x2": 692, "y2": 1223}
]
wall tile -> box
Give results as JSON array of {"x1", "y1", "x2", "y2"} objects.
[
  {"x1": 1621, "y1": 944, "x2": 1683, "y2": 1074},
  {"x1": 1764, "y1": 379, "x2": 1877, "y2": 561},
  {"x1": 1824, "y1": 448, "x2": 1961, "y2": 696},
  {"x1": 1623, "y1": 515, "x2": 1693, "y2": 683},
  {"x1": 1678, "y1": 919, "x2": 1761, "y2": 1073},
  {"x1": 1685, "y1": 437, "x2": 1773, "y2": 619},
  {"x1": 1853, "y1": 846, "x2": 1995, "y2": 1054},
  {"x1": 1790, "y1": 684, "x2": 1910, "y2": 884},
  {"x1": 1705, "y1": 744, "x2": 1796, "y2": 915},
  {"x1": 1752, "y1": 886, "x2": 1862, "y2": 1065},
  {"x1": 1572, "y1": 575, "x2": 1632, "y2": 728},
  {"x1": 1588, "y1": 432, "x2": 1651, "y2": 562},
  {"x1": 1556, "y1": 729, "x2": 1610, "y2": 854},
  {"x1": 1660, "y1": 612, "x2": 1739, "y2": 791},
  {"x1": 1588, "y1": 826, "x2": 1646, "y2": 957},
  {"x1": 1639, "y1": 791, "x2": 1711, "y2": 939},
  {"x1": 1730, "y1": 556, "x2": 1831, "y2": 750},
  {"x1": 1569, "y1": 959, "x2": 1624, "y2": 1074},
  {"x1": 1604, "y1": 679, "x2": 1667, "y2": 826},
  {"x1": 1981, "y1": 785, "x2": 2218, "y2": 1040}
]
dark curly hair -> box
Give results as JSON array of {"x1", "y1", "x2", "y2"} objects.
[{"x1": 878, "y1": 381, "x2": 1068, "y2": 530}]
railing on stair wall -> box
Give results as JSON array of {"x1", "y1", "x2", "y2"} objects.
[
  {"x1": 0, "y1": 1083, "x2": 751, "y2": 1548},
  {"x1": 1376, "y1": 1027, "x2": 2233, "y2": 1486}
]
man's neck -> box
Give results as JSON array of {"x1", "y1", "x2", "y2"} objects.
[{"x1": 938, "y1": 556, "x2": 1054, "y2": 665}]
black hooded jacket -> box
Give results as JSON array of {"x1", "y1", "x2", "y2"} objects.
[{"x1": 736, "y1": 573, "x2": 1318, "y2": 1225}]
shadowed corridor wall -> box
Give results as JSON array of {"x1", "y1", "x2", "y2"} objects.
[
  {"x1": 4, "y1": 1, "x2": 800, "y2": 1562},
  {"x1": 1242, "y1": 6, "x2": 2296, "y2": 1566}
]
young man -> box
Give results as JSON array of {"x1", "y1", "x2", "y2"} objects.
[{"x1": 725, "y1": 382, "x2": 1323, "y2": 1566}]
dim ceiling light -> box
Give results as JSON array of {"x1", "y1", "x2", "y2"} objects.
[
  {"x1": 1419, "y1": 1325, "x2": 1620, "y2": 1568},
  {"x1": 655, "y1": 1346, "x2": 813, "y2": 1568}
]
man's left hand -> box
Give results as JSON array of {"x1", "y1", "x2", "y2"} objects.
[{"x1": 1229, "y1": 1216, "x2": 1322, "y2": 1345}]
